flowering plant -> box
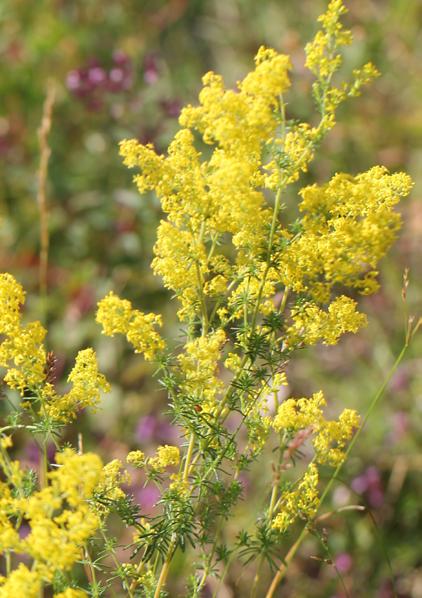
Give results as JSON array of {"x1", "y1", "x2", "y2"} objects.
[{"x1": 0, "y1": 2, "x2": 417, "y2": 597}]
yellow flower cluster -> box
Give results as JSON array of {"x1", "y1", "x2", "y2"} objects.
[
  {"x1": 272, "y1": 391, "x2": 360, "y2": 466},
  {"x1": 0, "y1": 446, "x2": 130, "y2": 593},
  {"x1": 96, "y1": 458, "x2": 128, "y2": 503},
  {"x1": 180, "y1": 46, "x2": 290, "y2": 158},
  {"x1": 45, "y1": 348, "x2": 110, "y2": 422},
  {"x1": 0, "y1": 449, "x2": 103, "y2": 591},
  {"x1": 0, "y1": 273, "x2": 47, "y2": 394},
  {"x1": 0, "y1": 273, "x2": 25, "y2": 334},
  {"x1": 126, "y1": 450, "x2": 145, "y2": 467},
  {"x1": 305, "y1": 0, "x2": 351, "y2": 79},
  {"x1": 54, "y1": 590, "x2": 88, "y2": 598},
  {"x1": 0, "y1": 564, "x2": 41, "y2": 598},
  {"x1": 228, "y1": 264, "x2": 280, "y2": 318},
  {"x1": 96, "y1": 291, "x2": 165, "y2": 360},
  {"x1": 0, "y1": 273, "x2": 109, "y2": 422},
  {"x1": 0, "y1": 481, "x2": 21, "y2": 552},
  {"x1": 279, "y1": 168, "x2": 413, "y2": 306},
  {"x1": 178, "y1": 329, "x2": 226, "y2": 410},
  {"x1": 287, "y1": 296, "x2": 367, "y2": 347},
  {"x1": 120, "y1": 46, "x2": 291, "y2": 321},
  {"x1": 305, "y1": 0, "x2": 380, "y2": 111},
  {"x1": 149, "y1": 445, "x2": 180, "y2": 472},
  {"x1": 272, "y1": 464, "x2": 319, "y2": 532},
  {"x1": 19, "y1": 450, "x2": 102, "y2": 577}
]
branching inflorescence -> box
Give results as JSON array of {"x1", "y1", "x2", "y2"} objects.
[{"x1": 0, "y1": 1, "x2": 414, "y2": 596}]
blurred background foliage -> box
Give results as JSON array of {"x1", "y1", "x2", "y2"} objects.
[{"x1": 0, "y1": 0, "x2": 421, "y2": 596}]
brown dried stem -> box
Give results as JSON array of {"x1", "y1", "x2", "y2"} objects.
[{"x1": 37, "y1": 80, "x2": 56, "y2": 301}]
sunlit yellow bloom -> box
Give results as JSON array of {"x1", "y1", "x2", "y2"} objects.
[
  {"x1": 149, "y1": 445, "x2": 180, "y2": 472},
  {"x1": 97, "y1": 291, "x2": 165, "y2": 359},
  {"x1": 0, "y1": 564, "x2": 41, "y2": 598},
  {"x1": 178, "y1": 329, "x2": 226, "y2": 409},
  {"x1": 54, "y1": 589, "x2": 88, "y2": 598},
  {"x1": 287, "y1": 296, "x2": 367, "y2": 347},
  {"x1": 0, "y1": 321, "x2": 47, "y2": 394},
  {"x1": 272, "y1": 391, "x2": 360, "y2": 466},
  {"x1": 126, "y1": 450, "x2": 145, "y2": 467},
  {"x1": 3, "y1": 450, "x2": 103, "y2": 580},
  {"x1": 0, "y1": 273, "x2": 25, "y2": 335},
  {"x1": 45, "y1": 348, "x2": 110, "y2": 422},
  {"x1": 96, "y1": 459, "x2": 129, "y2": 502},
  {"x1": 272, "y1": 464, "x2": 319, "y2": 532}
]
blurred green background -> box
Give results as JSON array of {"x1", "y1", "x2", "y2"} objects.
[{"x1": 0, "y1": 0, "x2": 421, "y2": 596}]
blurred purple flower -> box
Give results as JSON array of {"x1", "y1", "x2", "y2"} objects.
[
  {"x1": 134, "y1": 484, "x2": 160, "y2": 514},
  {"x1": 25, "y1": 441, "x2": 56, "y2": 467},
  {"x1": 66, "y1": 70, "x2": 81, "y2": 92},
  {"x1": 352, "y1": 466, "x2": 384, "y2": 508},
  {"x1": 18, "y1": 523, "x2": 30, "y2": 540},
  {"x1": 88, "y1": 66, "x2": 106, "y2": 86},
  {"x1": 66, "y1": 51, "x2": 133, "y2": 105},
  {"x1": 237, "y1": 473, "x2": 250, "y2": 497},
  {"x1": 160, "y1": 99, "x2": 181, "y2": 118},
  {"x1": 389, "y1": 410, "x2": 409, "y2": 444},
  {"x1": 113, "y1": 50, "x2": 130, "y2": 66},
  {"x1": 335, "y1": 552, "x2": 352, "y2": 574},
  {"x1": 143, "y1": 53, "x2": 159, "y2": 85},
  {"x1": 136, "y1": 415, "x2": 158, "y2": 443},
  {"x1": 135, "y1": 415, "x2": 179, "y2": 445}
]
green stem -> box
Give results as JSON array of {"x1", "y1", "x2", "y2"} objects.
[
  {"x1": 183, "y1": 433, "x2": 195, "y2": 483},
  {"x1": 250, "y1": 438, "x2": 284, "y2": 598},
  {"x1": 153, "y1": 541, "x2": 175, "y2": 598},
  {"x1": 84, "y1": 547, "x2": 99, "y2": 597},
  {"x1": 264, "y1": 342, "x2": 409, "y2": 598},
  {"x1": 153, "y1": 433, "x2": 195, "y2": 596},
  {"x1": 100, "y1": 529, "x2": 135, "y2": 597},
  {"x1": 5, "y1": 551, "x2": 11, "y2": 576}
]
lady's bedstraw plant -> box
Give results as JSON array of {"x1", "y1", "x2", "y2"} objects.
[{"x1": 0, "y1": 1, "x2": 415, "y2": 596}]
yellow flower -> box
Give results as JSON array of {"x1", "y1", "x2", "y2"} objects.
[
  {"x1": 272, "y1": 391, "x2": 360, "y2": 466},
  {"x1": 0, "y1": 273, "x2": 25, "y2": 335},
  {"x1": 0, "y1": 564, "x2": 41, "y2": 598},
  {"x1": 96, "y1": 459, "x2": 129, "y2": 502},
  {"x1": 279, "y1": 168, "x2": 413, "y2": 304},
  {"x1": 305, "y1": 0, "x2": 351, "y2": 79},
  {"x1": 51, "y1": 449, "x2": 104, "y2": 506},
  {"x1": 16, "y1": 450, "x2": 103, "y2": 578},
  {"x1": 126, "y1": 450, "x2": 145, "y2": 467},
  {"x1": 273, "y1": 392, "x2": 326, "y2": 431},
  {"x1": 0, "y1": 436, "x2": 12, "y2": 450},
  {"x1": 95, "y1": 291, "x2": 132, "y2": 336},
  {"x1": 119, "y1": 45, "x2": 292, "y2": 321},
  {"x1": 149, "y1": 445, "x2": 180, "y2": 472},
  {"x1": 0, "y1": 481, "x2": 22, "y2": 552},
  {"x1": 54, "y1": 589, "x2": 88, "y2": 598},
  {"x1": 287, "y1": 297, "x2": 368, "y2": 347},
  {"x1": 313, "y1": 408, "x2": 360, "y2": 466},
  {"x1": 0, "y1": 321, "x2": 47, "y2": 394},
  {"x1": 178, "y1": 329, "x2": 226, "y2": 410},
  {"x1": 45, "y1": 348, "x2": 110, "y2": 422},
  {"x1": 97, "y1": 292, "x2": 165, "y2": 359},
  {"x1": 272, "y1": 464, "x2": 319, "y2": 532}
]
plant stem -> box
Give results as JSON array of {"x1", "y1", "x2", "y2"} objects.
[
  {"x1": 37, "y1": 81, "x2": 55, "y2": 309},
  {"x1": 250, "y1": 438, "x2": 283, "y2": 598},
  {"x1": 84, "y1": 547, "x2": 99, "y2": 597},
  {"x1": 153, "y1": 541, "x2": 175, "y2": 598},
  {"x1": 183, "y1": 433, "x2": 195, "y2": 483},
  {"x1": 153, "y1": 433, "x2": 195, "y2": 596},
  {"x1": 264, "y1": 342, "x2": 409, "y2": 598}
]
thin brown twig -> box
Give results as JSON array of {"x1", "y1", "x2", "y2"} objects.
[{"x1": 37, "y1": 80, "x2": 56, "y2": 301}]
